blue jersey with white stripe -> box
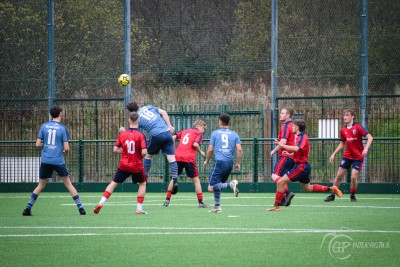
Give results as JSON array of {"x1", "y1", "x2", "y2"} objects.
[
  {"x1": 37, "y1": 121, "x2": 69, "y2": 165},
  {"x1": 138, "y1": 105, "x2": 169, "y2": 136},
  {"x1": 210, "y1": 128, "x2": 241, "y2": 161}
]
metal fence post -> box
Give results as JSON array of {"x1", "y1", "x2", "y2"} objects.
[
  {"x1": 123, "y1": 0, "x2": 132, "y2": 123},
  {"x1": 253, "y1": 138, "x2": 258, "y2": 192},
  {"x1": 47, "y1": 0, "x2": 55, "y2": 114},
  {"x1": 78, "y1": 140, "x2": 84, "y2": 191},
  {"x1": 360, "y1": 0, "x2": 369, "y2": 183}
]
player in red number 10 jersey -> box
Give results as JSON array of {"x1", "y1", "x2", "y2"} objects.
[{"x1": 94, "y1": 112, "x2": 148, "y2": 215}]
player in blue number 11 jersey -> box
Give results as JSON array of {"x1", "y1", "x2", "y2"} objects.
[
  {"x1": 203, "y1": 113, "x2": 242, "y2": 213},
  {"x1": 22, "y1": 106, "x2": 86, "y2": 216}
]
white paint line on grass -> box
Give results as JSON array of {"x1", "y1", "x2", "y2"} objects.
[
  {"x1": 1, "y1": 226, "x2": 399, "y2": 233},
  {"x1": 61, "y1": 203, "x2": 400, "y2": 209},
  {"x1": 1, "y1": 227, "x2": 400, "y2": 238}
]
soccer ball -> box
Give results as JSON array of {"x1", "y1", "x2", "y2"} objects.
[{"x1": 118, "y1": 74, "x2": 131, "y2": 86}]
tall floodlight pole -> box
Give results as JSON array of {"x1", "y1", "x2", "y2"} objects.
[
  {"x1": 47, "y1": 0, "x2": 55, "y2": 118},
  {"x1": 124, "y1": 0, "x2": 132, "y2": 120},
  {"x1": 360, "y1": 0, "x2": 368, "y2": 183},
  {"x1": 270, "y1": 0, "x2": 278, "y2": 167},
  {"x1": 271, "y1": 0, "x2": 278, "y2": 138}
]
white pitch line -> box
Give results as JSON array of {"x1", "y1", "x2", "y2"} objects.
[
  {"x1": 1, "y1": 229, "x2": 400, "y2": 238},
  {"x1": 1, "y1": 226, "x2": 399, "y2": 233},
  {"x1": 61, "y1": 203, "x2": 400, "y2": 209}
]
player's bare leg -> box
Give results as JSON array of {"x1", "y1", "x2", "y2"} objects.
[
  {"x1": 298, "y1": 182, "x2": 343, "y2": 199},
  {"x1": 163, "y1": 180, "x2": 174, "y2": 207},
  {"x1": 63, "y1": 176, "x2": 85, "y2": 215},
  {"x1": 23, "y1": 179, "x2": 47, "y2": 216},
  {"x1": 193, "y1": 177, "x2": 208, "y2": 208},
  {"x1": 350, "y1": 168, "x2": 360, "y2": 202},
  {"x1": 94, "y1": 181, "x2": 118, "y2": 214},
  {"x1": 166, "y1": 154, "x2": 179, "y2": 194},
  {"x1": 324, "y1": 167, "x2": 346, "y2": 202},
  {"x1": 136, "y1": 182, "x2": 147, "y2": 214},
  {"x1": 268, "y1": 176, "x2": 291, "y2": 211}
]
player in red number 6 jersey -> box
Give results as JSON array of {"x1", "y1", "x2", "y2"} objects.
[
  {"x1": 163, "y1": 120, "x2": 209, "y2": 208},
  {"x1": 94, "y1": 112, "x2": 148, "y2": 215},
  {"x1": 324, "y1": 109, "x2": 373, "y2": 202}
]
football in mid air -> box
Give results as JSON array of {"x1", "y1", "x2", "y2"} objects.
[{"x1": 118, "y1": 74, "x2": 131, "y2": 86}]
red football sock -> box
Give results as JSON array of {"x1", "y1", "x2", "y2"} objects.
[
  {"x1": 103, "y1": 191, "x2": 111, "y2": 199},
  {"x1": 350, "y1": 188, "x2": 357, "y2": 194},
  {"x1": 196, "y1": 193, "x2": 203, "y2": 202},
  {"x1": 312, "y1": 184, "x2": 329, "y2": 192},
  {"x1": 166, "y1": 190, "x2": 172, "y2": 199},
  {"x1": 274, "y1": 191, "x2": 285, "y2": 205},
  {"x1": 274, "y1": 177, "x2": 289, "y2": 192},
  {"x1": 137, "y1": 196, "x2": 144, "y2": 204}
]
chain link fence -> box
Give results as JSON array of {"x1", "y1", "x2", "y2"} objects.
[{"x1": 2, "y1": 1, "x2": 399, "y2": 107}]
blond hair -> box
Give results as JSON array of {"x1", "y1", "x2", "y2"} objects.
[{"x1": 193, "y1": 119, "x2": 207, "y2": 128}]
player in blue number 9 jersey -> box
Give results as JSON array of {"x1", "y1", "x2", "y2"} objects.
[
  {"x1": 22, "y1": 106, "x2": 86, "y2": 216},
  {"x1": 203, "y1": 113, "x2": 242, "y2": 213}
]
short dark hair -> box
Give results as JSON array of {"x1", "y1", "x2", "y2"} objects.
[
  {"x1": 126, "y1": 102, "x2": 139, "y2": 112},
  {"x1": 219, "y1": 113, "x2": 230, "y2": 126},
  {"x1": 50, "y1": 106, "x2": 62, "y2": 118},
  {"x1": 282, "y1": 108, "x2": 294, "y2": 118},
  {"x1": 129, "y1": 112, "x2": 139, "y2": 123},
  {"x1": 293, "y1": 119, "x2": 306, "y2": 132}
]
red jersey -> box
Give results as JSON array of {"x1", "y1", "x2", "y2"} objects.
[
  {"x1": 294, "y1": 132, "x2": 309, "y2": 163},
  {"x1": 278, "y1": 120, "x2": 295, "y2": 158},
  {"x1": 340, "y1": 122, "x2": 369, "y2": 161},
  {"x1": 175, "y1": 128, "x2": 204, "y2": 163},
  {"x1": 115, "y1": 128, "x2": 147, "y2": 172}
]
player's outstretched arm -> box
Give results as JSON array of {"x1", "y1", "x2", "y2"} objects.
[
  {"x1": 270, "y1": 138, "x2": 287, "y2": 157},
  {"x1": 142, "y1": 148, "x2": 148, "y2": 158},
  {"x1": 274, "y1": 139, "x2": 298, "y2": 153},
  {"x1": 203, "y1": 145, "x2": 214, "y2": 166},
  {"x1": 35, "y1": 138, "x2": 43, "y2": 149},
  {"x1": 159, "y1": 108, "x2": 174, "y2": 133},
  {"x1": 329, "y1": 142, "x2": 345, "y2": 164},
  {"x1": 362, "y1": 134, "x2": 373, "y2": 156},
  {"x1": 235, "y1": 143, "x2": 242, "y2": 170},
  {"x1": 113, "y1": 146, "x2": 123, "y2": 154},
  {"x1": 63, "y1": 142, "x2": 70, "y2": 156},
  {"x1": 193, "y1": 142, "x2": 205, "y2": 157}
]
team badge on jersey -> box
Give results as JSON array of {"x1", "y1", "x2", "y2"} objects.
[{"x1": 353, "y1": 130, "x2": 356, "y2": 134}]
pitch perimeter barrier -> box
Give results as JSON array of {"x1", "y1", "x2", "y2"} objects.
[{"x1": 0, "y1": 138, "x2": 398, "y2": 193}]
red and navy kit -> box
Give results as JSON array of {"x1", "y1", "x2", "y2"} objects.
[
  {"x1": 277, "y1": 120, "x2": 295, "y2": 158},
  {"x1": 340, "y1": 122, "x2": 369, "y2": 161},
  {"x1": 175, "y1": 128, "x2": 203, "y2": 164},
  {"x1": 293, "y1": 132, "x2": 310, "y2": 163},
  {"x1": 286, "y1": 132, "x2": 311, "y2": 183},
  {"x1": 115, "y1": 128, "x2": 147, "y2": 173}
]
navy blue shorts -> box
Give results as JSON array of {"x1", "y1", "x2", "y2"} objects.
[
  {"x1": 208, "y1": 160, "x2": 233, "y2": 186},
  {"x1": 177, "y1": 162, "x2": 198, "y2": 178},
  {"x1": 285, "y1": 162, "x2": 311, "y2": 184},
  {"x1": 39, "y1": 163, "x2": 69, "y2": 179},
  {"x1": 113, "y1": 168, "x2": 147, "y2": 184},
  {"x1": 273, "y1": 156, "x2": 295, "y2": 177},
  {"x1": 340, "y1": 157, "x2": 363, "y2": 172},
  {"x1": 147, "y1": 131, "x2": 175, "y2": 155}
]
